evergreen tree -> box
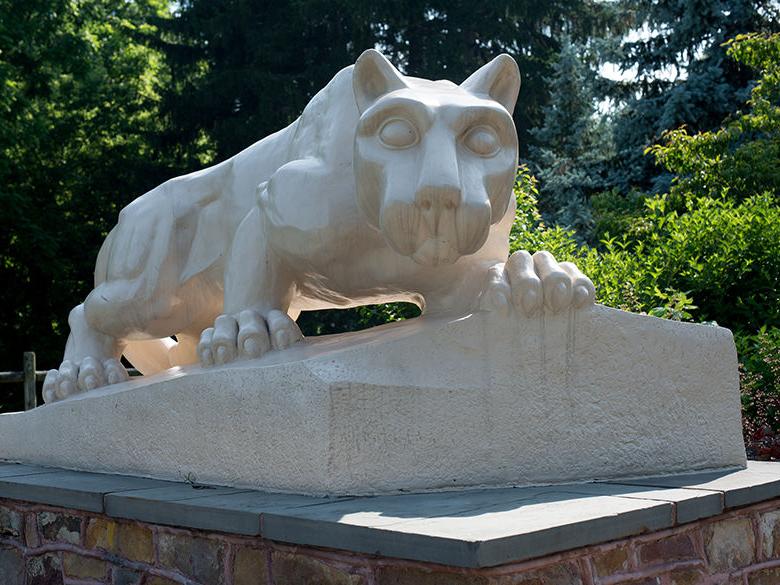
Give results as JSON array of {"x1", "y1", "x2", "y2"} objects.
[
  {"x1": 157, "y1": 0, "x2": 377, "y2": 161},
  {"x1": 527, "y1": 37, "x2": 611, "y2": 236},
  {"x1": 603, "y1": 0, "x2": 780, "y2": 192},
  {"x1": 368, "y1": 0, "x2": 617, "y2": 150},
  {"x1": 158, "y1": 0, "x2": 618, "y2": 159}
]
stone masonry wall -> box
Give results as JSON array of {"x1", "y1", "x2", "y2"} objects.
[{"x1": 2, "y1": 497, "x2": 780, "y2": 585}]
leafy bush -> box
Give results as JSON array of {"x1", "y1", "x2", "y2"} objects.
[
  {"x1": 738, "y1": 328, "x2": 780, "y2": 459},
  {"x1": 511, "y1": 173, "x2": 780, "y2": 330}
]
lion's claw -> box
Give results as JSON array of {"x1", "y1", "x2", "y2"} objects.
[
  {"x1": 481, "y1": 250, "x2": 595, "y2": 317},
  {"x1": 197, "y1": 309, "x2": 302, "y2": 367},
  {"x1": 42, "y1": 357, "x2": 128, "y2": 403}
]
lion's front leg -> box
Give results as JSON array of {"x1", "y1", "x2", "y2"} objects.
[
  {"x1": 196, "y1": 205, "x2": 302, "y2": 367},
  {"x1": 479, "y1": 250, "x2": 595, "y2": 316}
]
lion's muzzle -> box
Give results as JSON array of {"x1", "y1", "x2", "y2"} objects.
[{"x1": 380, "y1": 189, "x2": 491, "y2": 266}]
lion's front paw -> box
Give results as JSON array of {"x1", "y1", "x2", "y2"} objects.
[
  {"x1": 197, "y1": 309, "x2": 303, "y2": 367},
  {"x1": 42, "y1": 357, "x2": 128, "y2": 403},
  {"x1": 480, "y1": 250, "x2": 595, "y2": 316}
]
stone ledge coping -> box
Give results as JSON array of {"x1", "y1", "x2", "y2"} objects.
[{"x1": 0, "y1": 460, "x2": 778, "y2": 568}]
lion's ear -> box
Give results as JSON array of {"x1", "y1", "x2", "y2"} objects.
[
  {"x1": 353, "y1": 49, "x2": 407, "y2": 114},
  {"x1": 461, "y1": 54, "x2": 521, "y2": 114}
]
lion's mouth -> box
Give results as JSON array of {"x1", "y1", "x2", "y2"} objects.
[
  {"x1": 379, "y1": 198, "x2": 490, "y2": 266},
  {"x1": 411, "y1": 236, "x2": 459, "y2": 266}
]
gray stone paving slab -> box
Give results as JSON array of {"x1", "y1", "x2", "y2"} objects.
[
  {"x1": 470, "y1": 495, "x2": 672, "y2": 567},
  {"x1": 743, "y1": 461, "x2": 780, "y2": 474},
  {"x1": 1, "y1": 463, "x2": 779, "y2": 567},
  {"x1": 612, "y1": 462, "x2": 780, "y2": 509},
  {"x1": 0, "y1": 462, "x2": 58, "y2": 478},
  {"x1": 262, "y1": 514, "x2": 479, "y2": 566},
  {"x1": 0, "y1": 470, "x2": 172, "y2": 512},
  {"x1": 106, "y1": 488, "x2": 348, "y2": 535},
  {"x1": 599, "y1": 484, "x2": 723, "y2": 524},
  {"x1": 259, "y1": 485, "x2": 674, "y2": 567}
]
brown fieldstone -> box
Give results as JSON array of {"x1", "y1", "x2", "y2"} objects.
[
  {"x1": 234, "y1": 546, "x2": 269, "y2": 585},
  {"x1": 637, "y1": 533, "x2": 698, "y2": 565},
  {"x1": 375, "y1": 567, "x2": 484, "y2": 585},
  {"x1": 273, "y1": 551, "x2": 365, "y2": 585},
  {"x1": 0, "y1": 506, "x2": 22, "y2": 539},
  {"x1": 117, "y1": 522, "x2": 154, "y2": 564},
  {"x1": 668, "y1": 569, "x2": 708, "y2": 585},
  {"x1": 112, "y1": 567, "x2": 143, "y2": 585},
  {"x1": 62, "y1": 552, "x2": 109, "y2": 580},
  {"x1": 158, "y1": 531, "x2": 225, "y2": 584},
  {"x1": 145, "y1": 577, "x2": 181, "y2": 585},
  {"x1": 494, "y1": 563, "x2": 583, "y2": 585},
  {"x1": 26, "y1": 552, "x2": 63, "y2": 585},
  {"x1": 38, "y1": 511, "x2": 82, "y2": 544},
  {"x1": 591, "y1": 546, "x2": 631, "y2": 577},
  {"x1": 85, "y1": 517, "x2": 154, "y2": 563},
  {"x1": 748, "y1": 567, "x2": 780, "y2": 585},
  {"x1": 85, "y1": 516, "x2": 116, "y2": 549},
  {"x1": 758, "y1": 509, "x2": 780, "y2": 559},
  {"x1": 25, "y1": 513, "x2": 40, "y2": 547},
  {"x1": 0, "y1": 546, "x2": 24, "y2": 585},
  {"x1": 703, "y1": 517, "x2": 755, "y2": 572}
]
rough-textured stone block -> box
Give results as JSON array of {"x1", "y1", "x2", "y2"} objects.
[
  {"x1": 24, "y1": 513, "x2": 40, "y2": 547},
  {"x1": 272, "y1": 552, "x2": 365, "y2": 585},
  {"x1": 62, "y1": 552, "x2": 108, "y2": 580},
  {"x1": 116, "y1": 522, "x2": 154, "y2": 564},
  {"x1": 637, "y1": 533, "x2": 698, "y2": 565},
  {"x1": 158, "y1": 532, "x2": 225, "y2": 584},
  {"x1": 758, "y1": 509, "x2": 780, "y2": 559},
  {"x1": 0, "y1": 308, "x2": 746, "y2": 495},
  {"x1": 375, "y1": 567, "x2": 486, "y2": 585},
  {"x1": 590, "y1": 546, "x2": 631, "y2": 577},
  {"x1": 0, "y1": 546, "x2": 24, "y2": 585},
  {"x1": 234, "y1": 546, "x2": 269, "y2": 585},
  {"x1": 0, "y1": 506, "x2": 22, "y2": 538},
  {"x1": 494, "y1": 563, "x2": 583, "y2": 585},
  {"x1": 85, "y1": 517, "x2": 154, "y2": 563},
  {"x1": 703, "y1": 517, "x2": 755, "y2": 571},
  {"x1": 145, "y1": 577, "x2": 180, "y2": 585},
  {"x1": 748, "y1": 567, "x2": 780, "y2": 585},
  {"x1": 112, "y1": 567, "x2": 143, "y2": 585},
  {"x1": 38, "y1": 511, "x2": 81, "y2": 544},
  {"x1": 668, "y1": 569, "x2": 708, "y2": 585},
  {"x1": 26, "y1": 552, "x2": 63, "y2": 585},
  {"x1": 85, "y1": 516, "x2": 116, "y2": 549}
]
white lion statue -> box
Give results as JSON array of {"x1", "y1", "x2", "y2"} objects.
[{"x1": 42, "y1": 49, "x2": 595, "y2": 403}]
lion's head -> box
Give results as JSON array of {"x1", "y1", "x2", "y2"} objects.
[{"x1": 352, "y1": 49, "x2": 520, "y2": 267}]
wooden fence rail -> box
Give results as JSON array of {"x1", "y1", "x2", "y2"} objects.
[{"x1": 0, "y1": 352, "x2": 140, "y2": 411}]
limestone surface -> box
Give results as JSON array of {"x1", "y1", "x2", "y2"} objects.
[{"x1": 0, "y1": 305, "x2": 745, "y2": 495}]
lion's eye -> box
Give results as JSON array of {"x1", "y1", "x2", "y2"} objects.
[
  {"x1": 379, "y1": 119, "x2": 418, "y2": 149},
  {"x1": 464, "y1": 126, "x2": 500, "y2": 157}
]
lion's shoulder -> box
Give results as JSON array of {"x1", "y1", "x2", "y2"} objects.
[{"x1": 286, "y1": 65, "x2": 360, "y2": 163}]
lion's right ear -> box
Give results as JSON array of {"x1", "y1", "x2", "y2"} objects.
[
  {"x1": 461, "y1": 54, "x2": 521, "y2": 114},
  {"x1": 353, "y1": 49, "x2": 407, "y2": 114}
]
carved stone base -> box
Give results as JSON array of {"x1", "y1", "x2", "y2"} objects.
[{"x1": 0, "y1": 306, "x2": 746, "y2": 495}]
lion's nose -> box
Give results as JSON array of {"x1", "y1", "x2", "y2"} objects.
[{"x1": 415, "y1": 185, "x2": 461, "y2": 213}]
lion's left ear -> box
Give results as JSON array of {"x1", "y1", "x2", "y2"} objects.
[
  {"x1": 461, "y1": 54, "x2": 521, "y2": 114},
  {"x1": 353, "y1": 49, "x2": 407, "y2": 114}
]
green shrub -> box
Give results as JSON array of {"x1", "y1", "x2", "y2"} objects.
[{"x1": 738, "y1": 328, "x2": 780, "y2": 459}]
